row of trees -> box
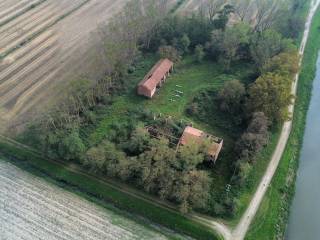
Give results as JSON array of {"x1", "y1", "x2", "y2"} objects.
[
  {"x1": 216, "y1": 49, "x2": 299, "y2": 188},
  {"x1": 84, "y1": 135, "x2": 210, "y2": 214},
  {"x1": 148, "y1": 7, "x2": 296, "y2": 73},
  {"x1": 202, "y1": 0, "x2": 304, "y2": 36}
]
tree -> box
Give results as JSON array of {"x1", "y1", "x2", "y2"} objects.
[
  {"x1": 213, "y1": 4, "x2": 234, "y2": 30},
  {"x1": 194, "y1": 44, "x2": 206, "y2": 63},
  {"x1": 236, "y1": 112, "x2": 270, "y2": 161},
  {"x1": 263, "y1": 51, "x2": 299, "y2": 77},
  {"x1": 84, "y1": 145, "x2": 106, "y2": 173},
  {"x1": 249, "y1": 29, "x2": 285, "y2": 70},
  {"x1": 176, "y1": 141, "x2": 208, "y2": 171},
  {"x1": 230, "y1": 0, "x2": 254, "y2": 22},
  {"x1": 187, "y1": 170, "x2": 210, "y2": 210},
  {"x1": 201, "y1": 0, "x2": 227, "y2": 23},
  {"x1": 247, "y1": 72, "x2": 293, "y2": 123},
  {"x1": 122, "y1": 126, "x2": 151, "y2": 155},
  {"x1": 209, "y1": 29, "x2": 224, "y2": 59},
  {"x1": 138, "y1": 138, "x2": 176, "y2": 196},
  {"x1": 247, "y1": 112, "x2": 270, "y2": 134},
  {"x1": 217, "y1": 80, "x2": 246, "y2": 115},
  {"x1": 60, "y1": 130, "x2": 86, "y2": 161},
  {"x1": 219, "y1": 23, "x2": 250, "y2": 71},
  {"x1": 172, "y1": 170, "x2": 210, "y2": 214},
  {"x1": 101, "y1": 140, "x2": 128, "y2": 178},
  {"x1": 253, "y1": 0, "x2": 287, "y2": 32},
  {"x1": 180, "y1": 34, "x2": 191, "y2": 53},
  {"x1": 158, "y1": 45, "x2": 181, "y2": 62}
]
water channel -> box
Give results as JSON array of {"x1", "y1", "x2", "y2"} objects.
[{"x1": 286, "y1": 53, "x2": 320, "y2": 239}]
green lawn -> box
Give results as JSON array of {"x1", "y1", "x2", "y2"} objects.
[{"x1": 246, "y1": 6, "x2": 320, "y2": 240}]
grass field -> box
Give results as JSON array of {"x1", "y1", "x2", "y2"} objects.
[{"x1": 245, "y1": 6, "x2": 320, "y2": 240}]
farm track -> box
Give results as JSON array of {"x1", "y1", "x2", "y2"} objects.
[
  {"x1": 0, "y1": 160, "x2": 170, "y2": 240},
  {"x1": 0, "y1": 0, "x2": 129, "y2": 129}
]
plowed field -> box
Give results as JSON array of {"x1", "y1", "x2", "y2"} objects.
[
  {"x1": 0, "y1": 160, "x2": 172, "y2": 240},
  {"x1": 0, "y1": 0, "x2": 128, "y2": 130}
]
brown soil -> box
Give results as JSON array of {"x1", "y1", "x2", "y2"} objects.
[{"x1": 0, "y1": 0, "x2": 128, "y2": 132}]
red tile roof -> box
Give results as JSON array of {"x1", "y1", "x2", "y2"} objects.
[
  {"x1": 179, "y1": 126, "x2": 204, "y2": 145},
  {"x1": 179, "y1": 126, "x2": 224, "y2": 162},
  {"x1": 138, "y1": 58, "x2": 173, "y2": 92}
]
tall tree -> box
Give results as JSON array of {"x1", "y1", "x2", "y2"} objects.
[
  {"x1": 263, "y1": 51, "x2": 299, "y2": 77},
  {"x1": 200, "y1": 0, "x2": 227, "y2": 23},
  {"x1": 217, "y1": 80, "x2": 246, "y2": 115},
  {"x1": 60, "y1": 130, "x2": 86, "y2": 161},
  {"x1": 172, "y1": 170, "x2": 210, "y2": 214},
  {"x1": 158, "y1": 45, "x2": 181, "y2": 62},
  {"x1": 220, "y1": 23, "x2": 250, "y2": 71},
  {"x1": 247, "y1": 72, "x2": 293, "y2": 123},
  {"x1": 230, "y1": 0, "x2": 254, "y2": 22},
  {"x1": 180, "y1": 34, "x2": 191, "y2": 53},
  {"x1": 236, "y1": 112, "x2": 270, "y2": 161},
  {"x1": 194, "y1": 44, "x2": 206, "y2": 62},
  {"x1": 250, "y1": 29, "x2": 284, "y2": 71}
]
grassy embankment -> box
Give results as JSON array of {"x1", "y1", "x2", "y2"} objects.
[
  {"x1": 0, "y1": 138, "x2": 222, "y2": 240},
  {"x1": 246, "y1": 6, "x2": 320, "y2": 240}
]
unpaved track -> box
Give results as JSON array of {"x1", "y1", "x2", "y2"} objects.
[
  {"x1": 0, "y1": 160, "x2": 171, "y2": 240},
  {"x1": 0, "y1": 0, "x2": 128, "y2": 130}
]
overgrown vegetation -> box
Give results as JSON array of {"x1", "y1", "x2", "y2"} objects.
[{"x1": 14, "y1": 0, "x2": 309, "y2": 236}]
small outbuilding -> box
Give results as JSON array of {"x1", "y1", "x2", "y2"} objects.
[
  {"x1": 178, "y1": 126, "x2": 223, "y2": 163},
  {"x1": 137, "y1": 58, "x2": 174, "y2": 98}
]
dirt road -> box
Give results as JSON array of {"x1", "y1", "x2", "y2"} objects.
[{"x1": 0, "y1": 0, "x2": 128, "y2": 130}]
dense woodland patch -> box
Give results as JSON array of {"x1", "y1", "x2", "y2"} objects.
[{"x1": 21, "y1": 0, "x2": 305, "y2": 218}]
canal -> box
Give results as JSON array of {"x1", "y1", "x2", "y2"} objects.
[{"x1": 286, "y1": 53, "x2": 320, "y2": 240}]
